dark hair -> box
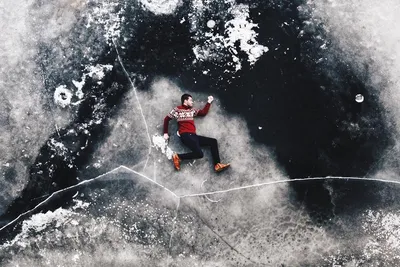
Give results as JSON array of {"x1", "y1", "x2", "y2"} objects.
[{"x1": 181, "y1": 94, "x2": 192, "y2": 105}]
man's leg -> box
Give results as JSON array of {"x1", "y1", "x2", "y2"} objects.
[
  {"x1": 196, "y1": 135, "x2": 220, "y2": 165},
  {"x1": 197, "y1": 135, "x2": 230, "y2": 172},
  {"x1": 178, "y1": 133, "x2": 204, "y2": 160}
]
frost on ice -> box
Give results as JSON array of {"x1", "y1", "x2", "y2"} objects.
[
  {"x1": 224, "y1": 4, "x2": 269, "y2": 68},
  {"x1": 1, "y1": 200, "x2": 89, "y2": 249},
  {"x1": 190, "y1": 2, "x2": 268, "y2": 72},
  {"x1": 85, "y1": 0, "x2": 124, "y2": 43},
  {"x1": 363, "y1": 210, "x2": 400, "y2": 254},
  {"x1": 55, "y1": 64, "x2": 114, "y2": 107},
  {"x1": 72, "y1": 64, "x2": 114, "y2": 99}
]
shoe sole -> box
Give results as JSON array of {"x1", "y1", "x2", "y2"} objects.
[
  {"x1": 173, "y1": 155, "x2": 180, "y2": 171},
  {"x1": 215, "y1": 164, "x2": 230, "y2": 172}
]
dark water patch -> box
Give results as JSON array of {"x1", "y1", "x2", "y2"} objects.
[
  {"x1": 119, "y1": 1, "x2": 196, "y2": 79},
  {"x1": 4, "y1": 167, "x2": 17, "y2": 183}
]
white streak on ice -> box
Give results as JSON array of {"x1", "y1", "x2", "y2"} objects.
[
  {"x1": 4, "y1": 166, "x2": 400, "y2": 235},
  {"x1": 112, "y1": 39, "x2": 153, "y2": 171},
  {"x1": 179, "y1": 176, "x2": 400, "y2": 198}
]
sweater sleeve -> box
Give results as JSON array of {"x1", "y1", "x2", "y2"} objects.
[
  {"x1": 194, "y1": 102, "x2": 211, "y2": 117},
  {"x1": 163, "y1": 116, "x2": 172, "y2": 134},
  {"x1": 163, "y1": 108, "x2": 177, "y2": 134}
]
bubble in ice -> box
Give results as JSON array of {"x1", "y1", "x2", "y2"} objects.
[
  {"x1": 207, "y1": 20, "x2": 216, "y2": 29},
  {"x1": 355, "y1": 94, "x2": 364, "y2": 103},
  {"x1": 54, "y1": 85, "x2": 73, "y2": 108}
]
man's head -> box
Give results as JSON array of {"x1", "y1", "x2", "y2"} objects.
[{"x1": 181, "y1": 93, "x2": 193, "y2": 107}]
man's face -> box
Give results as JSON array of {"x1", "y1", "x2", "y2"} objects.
[{"x1": 185, "y1": 97, "x2": 194, "y2": 107}]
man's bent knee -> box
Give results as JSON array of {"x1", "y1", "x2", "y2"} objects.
[{"x1": 194, "y1": 150, "x2": 204, "y2": 158}]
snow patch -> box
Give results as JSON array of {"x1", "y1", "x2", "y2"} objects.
[
  {"x1": 190, "y1": 1, "x2": 268, "y2": 72},
  {"x1": 86, "y1": 64, "x2": 113, "y2": 80},
  {"x1": 48, "y1": 138, "x2": 69, "y2": 156},
  {"x1": 152, "y1": 134, "x2": 174, "y2": 159},
  {"x1": 363, "y1": 210, "x2": 400, "y2": 251},
  {"x1": 2, "y1": 208, "x2": 73, "y2": 249},
  {"x1": 85, "y1": 0, "x2": 124, "y2": 43},
  {"x1": 1, "y1": 199, "x2": 89, "y2": 249},
  {"x1": 139, "y1": 0, "x2": 183, "y2": 15},
  {"x1": 361, "y1": 210, "x2": 400, "y2": 261},
  {"x1": 224, "y1": 4, "x2": 269, "y2": 69},
  {"x1": 72, "y1": 64, "x2": 114, "y2": 99}
]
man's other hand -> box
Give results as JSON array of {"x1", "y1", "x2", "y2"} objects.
[
  {"x1": 208, "y1": 96, "x2": 214, "y2": 103},
  {"x1": 163, "y1": 133, "x2": 169, "y2": 140}
]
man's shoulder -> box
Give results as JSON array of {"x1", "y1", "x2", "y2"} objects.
[
  {"x1": 170, "y1": 106, "x2": 180, "y2": 111},
  {"x1": 175, "y1": 105, "x2": 193, "y2": 110}
]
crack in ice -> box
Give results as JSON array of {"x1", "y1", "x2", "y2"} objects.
[
  {"x1": 3, "y1": 164, "x2": 400, "y2": 263},
  {"x1": 201, "y1": 179, "x2": 221, "y2": 203},
  {"x1": 188, "y1": 206, "x2": 266, "y2": 266},
  {"x1": 112, "y1": 38, "x2": 153, "y2": 171},
  {"x1": 3, "y1": 166, "x2": 400, "y2": 234},
  {"x1": 166, "y1": 198, "x2": 181, "y2": 267},
  {"x1": 179, "y1": 176, "x2": 400, "y2": 198},
  {"x1": 0, "y1": 165, "x2": 177, "y2": 232},
  {"x1": 3, "y1": 168, "x2": 400, "y2": 233}
]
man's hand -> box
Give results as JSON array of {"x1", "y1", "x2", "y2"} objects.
[
  {"x1": 163, "y1": 133, "x2": 169, "y2": 140},
  {"x1": 207, "y1": 96, "x2": 214, "y2": 103}
]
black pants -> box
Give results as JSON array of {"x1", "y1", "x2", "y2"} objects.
[{"x1": 178, "y1": 133, "x2": 221, "y2": 165}]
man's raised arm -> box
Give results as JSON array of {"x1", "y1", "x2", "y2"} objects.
[{"x1": 196, "y1": 96, "x2": 214, "y2": 116}]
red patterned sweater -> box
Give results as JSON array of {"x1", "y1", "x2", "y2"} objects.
[{"x1": 163, "y1": 103, "x2": 211, "y2": 135}]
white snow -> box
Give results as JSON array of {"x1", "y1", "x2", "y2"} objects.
[
  {"x1": 152, "y1": 134, "x2": 174, "y2": 159},
  {"x1": 224, "y1": 4, "x2": 269, "y2": 68},
  {"x1": 86, "y1": 64, "x2": 113, "y2": 80},
  {"x1": 93, "y1": 162, "x2": 102, "y2": 168},
  {"x1": 1, "y1": 199, "x2": 90, "y2": 249},
  {"x1": 139, "y1": 0, "x2": 183, "y2": 15},
  {"x1": 190, "y1": 1, "x2": 268, "y2": 72},
  {"x1": 364, "y1": 210, "x2": 400, "y2": 249},
  {"x1": 361, "y1": 210, "x2": 400, "y2": 260},
  {"x1": 85, "y1": 0, "x2": 124, "y2": 43},
  {"x1": 48, "y1": 138, "x2": 69, "y2": 156},
  {"x1": 72, "y1": 79, "x2": 85, "y2": 99},
  {"x1": 2, "y1": 208, "x2": 74, "y2": 249},
  {"x1": 71, "y1": 64, "x2": 114, "y2": 100}
]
